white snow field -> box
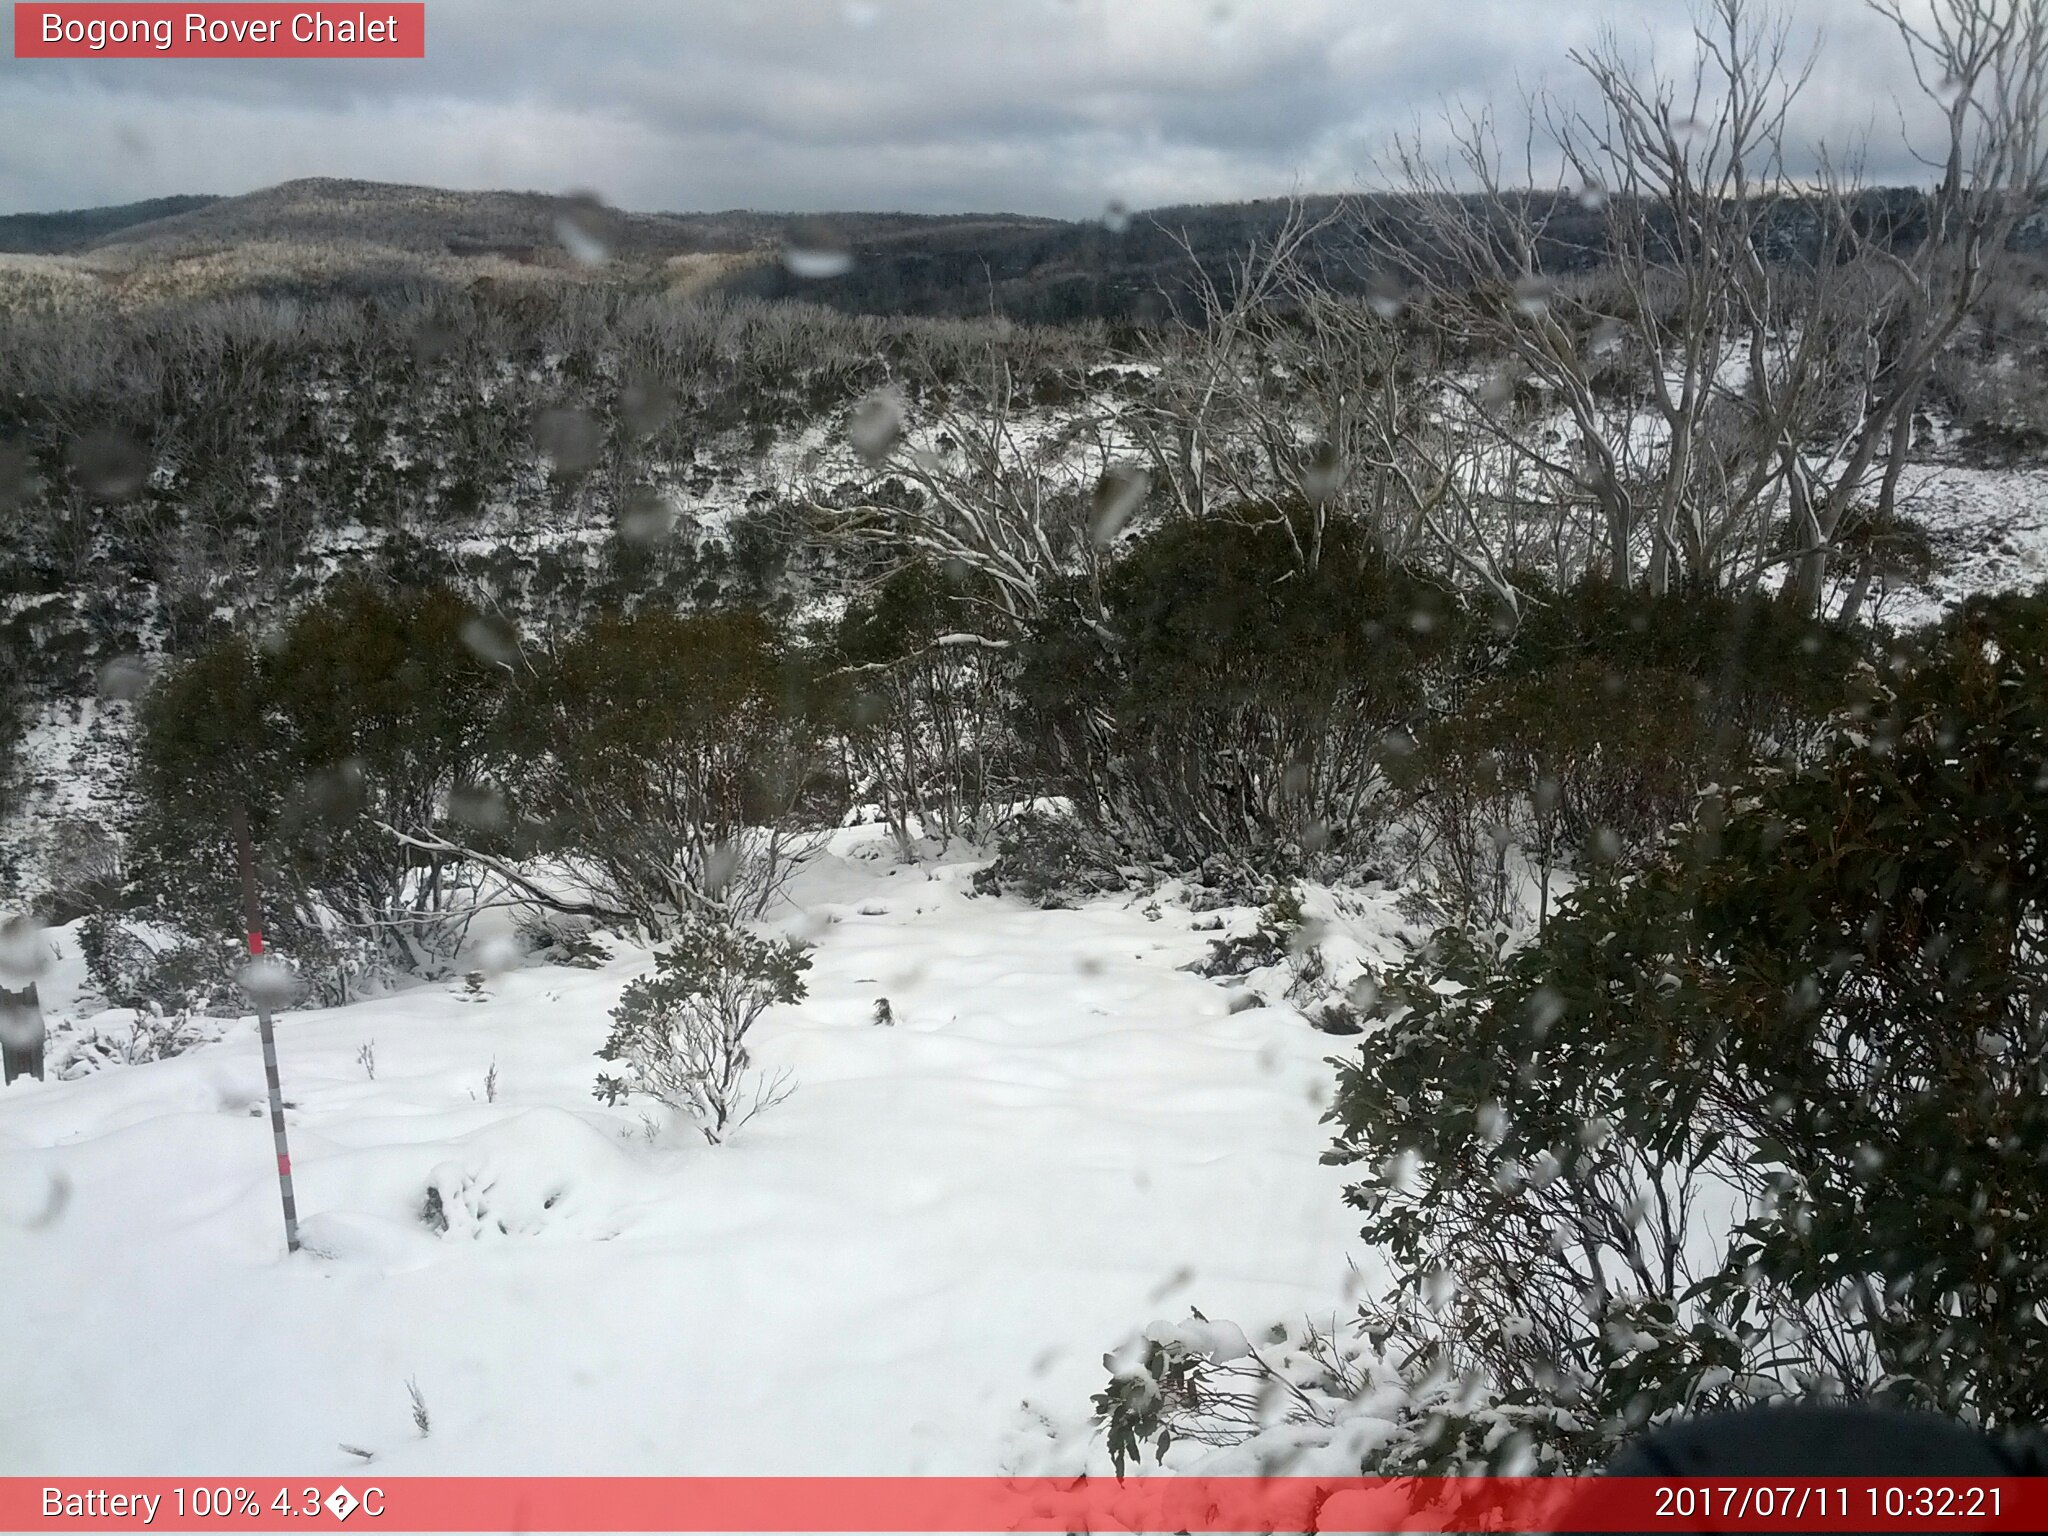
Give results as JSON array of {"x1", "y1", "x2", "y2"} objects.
[{"x1": 0, "y1": 827, "x2": 1385, "y2": 1476}]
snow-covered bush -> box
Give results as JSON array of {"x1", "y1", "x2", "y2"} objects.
[
  {"x1": 1095, "y1": 1313, "x2": 1596, "y2": 1481},
  {"x1": 969, "y1": 808, "x2": 1132, "y2": 908},
  {"x1": 52, "y1": 1003, "x2": 218, "y2": 1078},
  {"x1": 39, "y1": 815, "x2": 125, "y2": 923},
  {"x1": 77, "y1": 915, "x2": 239, "y2": 1015},
  {"x1": 593, "y1": 919, "x2": 810, "y2": 1144},
  {"x1": 831, "y1": 561, "x2": 1013, "y2": 852},
  {"x1": 515, "y1": 911, "x2": 611, "y2": 969}
]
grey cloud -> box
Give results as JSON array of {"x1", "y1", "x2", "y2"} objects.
[{"x1": 0, "y1": 0, "x2": 1944, "y2": 219}]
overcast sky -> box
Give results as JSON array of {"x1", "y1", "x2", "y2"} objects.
[{"x1": 0, "y1": 0, "x2": 1950, "y2": 219}]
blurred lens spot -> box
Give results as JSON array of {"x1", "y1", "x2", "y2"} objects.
[
  {"x1": 96, "y1": 654, "x2": 152, "y2": 702},
  {"x1": 620, "y1": 375, "x2": 674, "y2": 438},
  {"x1": 461, "y1": 613, "x2": 521, "y2": 667},
  {"x1": 1090, "y1": 464, "x2": 1149, "y2": 544},
  {"x1": 840, "y1": 0, "x2": 880, "y2": 24},
  {"x1": 619, "y1": 485, "x2": 678, "y2": 546},
  {"x1": 1147, "y1": 1265, "x2": 1195, "y2": 1302},
  {"x1": 1101, "y1": 199, "x2": 1132, "y2": 234},
  {"x1": 1577, "y1": 181, "x2": 1608, "y2": 211},
  {"x1": 0, "y1": 915, "x2": 51, "y2": 986},
  {"x1": 703, "y1": 842, "x2": 743, "y2": 899},
  {"x1": 2, "y1": 1170, "x2": 71, "y2": 1231},
  {"x1": 554, "y1": 192, "x2": 612, "y2": 267},
  {"x1": 848, "y1": 390, "x2": 905, "y2": 467},
  {"x1": 294, "y1": 760, "x2": 368, "y2": 827},
  {"x1": 0, "y1": 438, "x2": 37, "y2": 512},
  {"x1": 782, "y1": 224, "x2": 854, "y2": 280},
  {"x1": 411, "y1": 320, "x2": 459, "y2": 364},
  {"x1": 1513, "y1": 275, "x2": 1554, "y2": 317},
  {"x1": 239, "y1": 956, "x2": 301, "y2": 1010},
  {"x1": 534, "y1": 406, "x2": 601, "y2": 472},
  {"x1": 1302, "y1": 441, "x2": 1344, "y2": 503},
  {"x1": 1366, "y1": 271, "x2": 1406, "y2": 320},
  {"x1": 449, "y1": 783, "x2": 508, "y2": 832},
  {"x1": 69, "y1": 428, "x2": 150, "y2": 501},
  {"x1": 473, "y1": 932, "x2": 523, "y2": 978}
]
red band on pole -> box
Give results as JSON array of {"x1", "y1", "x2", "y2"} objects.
[
  {"x1": 276, "y1": 1155, "x2": 291, "y2": 1175},
  {"x1": 246, "y1": 931, "x2": 265, "y2": 956}
]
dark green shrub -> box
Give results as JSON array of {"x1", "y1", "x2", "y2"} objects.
[
  {"x1": 1092, "y1": 588, "x2": 2048, "y2": 1476},
  {"x1": 1398, "y1": 578, "x2": 1866, "y2": 929},
  {"x1": 1017, "y1": 507, "x2": 1462, "y2": 876},
  {"x1": 126, "y1": 582, "x2": 509, "y2": 997},
  {"x1": 501, "y1": 609, "x2": 822, "y2": 931},
  {"x1": 1501, "y1": 574, "x2": 1862, "y2": 757},
  {"x1": 1329, "y1": 586, "x2": 2048, "y2": 1456}
]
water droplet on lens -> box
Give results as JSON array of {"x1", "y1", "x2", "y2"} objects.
[
  {"x1": 0, "y1": 438, "x2": 36, "y2": 511},
  {"x1": 1513, "y1": 274, "x2": 1554, "y2": 316},
  {"x1": 619, "y1": 485, "x2": 678, "y2": 546},
  {"x1": 448, "y1": 784, "x2": 508, "y2": 832},
  {"x1": 1101, "y1": 199, "x2": 1132, "y2": 234},
  {"x1": 96, "y1": 655, "x2": 152, "y2": 702},
  {"x1": 1303, "y1": 440, "x2": 1344, "y2": 503},
  {"x1": 783, "y1": 224, "x2": 854, "y2": 279},
  {"x1": 238, "y1": 956, "x2": 300, "y2": 1010},
  {"x1": 1090, "y1": 463, "x2": 1149, "y2": 544},
  {"x1": 620, "y1": 375, "x2": 674, "y2": 438},
  {"x1": 69, "y1": 428, "x2": 150, "y2": 501},
  {"x1": 1479, "y1": 368, "x2": 1519, "y2": 410},
  {"x1": 460, "y1": 614, "x2": 521, "y2": 667},
  {"x1": 554, "y1": 192, "x2": 612, "y2": 267},
  {"x1": 411, "y1": 320, "x2": 458, "y2": 364},
  {"x1": 0, "y1": 915, "x2": 51, "y2": 986},
  {"x1": 474, "y1": 932, "x2": 523, "y2": 977},
  {"x1": 1365, "y1": 271, "x2": 1405, "y2": 319},
  {"x1": 534, "y1": 406, "x2": 601, "y2": 472},
  {"x1": 848, "y1": 390, "x2": 904, "y2": 467}
]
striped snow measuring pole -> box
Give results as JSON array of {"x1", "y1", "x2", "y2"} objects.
[{"x1": 232, "y1": 804, "x2": 301, "y2": 1254}]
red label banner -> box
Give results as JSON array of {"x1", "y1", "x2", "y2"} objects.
[
  {"x1": 2, "y1": 1476, "x2": 2041, "y2": 1532},
  {"x1": 13, "y1": 4, "x2": 425, "y2": 58}
]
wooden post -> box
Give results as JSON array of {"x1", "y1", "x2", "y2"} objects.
[{"x1": 232, "y1": 804, "x2": 300, "y2": 1254}]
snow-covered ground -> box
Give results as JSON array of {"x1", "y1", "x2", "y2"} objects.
[
  {"x1": 0, "y1": 828, "x2": 1384, "y2": 1476},
  {"x1": 1881, "y1": 461, "x2": 2048, "y2": 629}
]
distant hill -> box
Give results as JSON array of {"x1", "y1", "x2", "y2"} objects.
[
  {"x1": 4, "y1": 177, "x2": 2027, "y2": 324},
  {"x1": 18, "y1": 177, "x2": 1067, "y2": 266},
  {"x1": 0, "y1": 195, "x2": 222, "y2": 254}
]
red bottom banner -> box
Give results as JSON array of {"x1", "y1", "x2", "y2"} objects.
[{"x1": 3, "y1": 1476, "x2": 2040, "y2": 1533}]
